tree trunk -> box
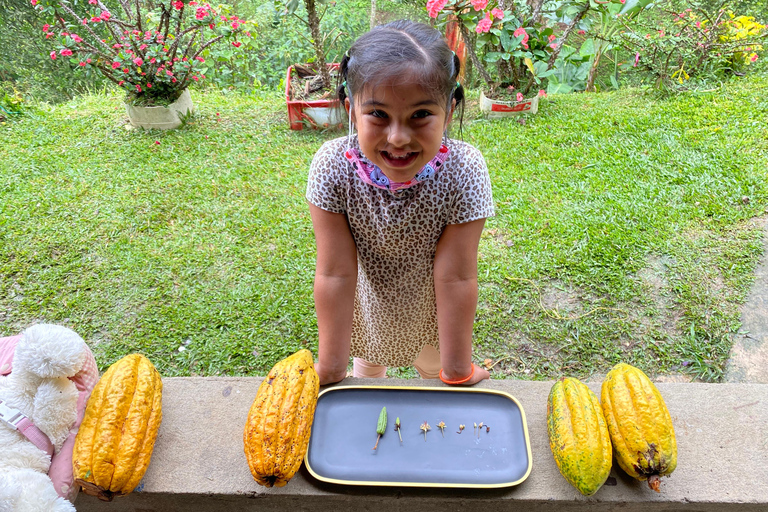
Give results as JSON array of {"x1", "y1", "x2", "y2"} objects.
[
  {"x1": 370, "y1": 0, "x2": 376, "y2": 29},
  {"x1": 306, "y1": 0, "x2": 331, "y2": 89},
  {"x1": 547, "y1": 2, "x2": 590, "y2": 69},
  {"x1": 585, "y1": 44, "x2": 605, "y2": 92},
  {"x1": 459, "y1": 23, "x2": 493, "y2": 88}
]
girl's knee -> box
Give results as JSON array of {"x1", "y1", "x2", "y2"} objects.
[{"x1": 353, "y1": 357, "x2": 387, "y2": 378}]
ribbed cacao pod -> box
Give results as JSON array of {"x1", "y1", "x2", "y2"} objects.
[
  {"x1": 547, "y1": 377, "x2": 612, "y2": 496},
  {"x1": 73, "y1": 353, "x2": 163, "y2": 501},
  {"x1": 601, "y1": 363, "x2": 677, "y2": 492},
  {"x1": 243, "y1": 349, "x2": 319, "y2": 487}
]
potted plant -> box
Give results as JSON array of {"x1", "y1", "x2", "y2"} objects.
[
  {"x1": 32, "y1": 0, "x2": 250, "y2": 129},
  {"x1": 427, "y1": 0, "x2": 588, "y2": 116},
  {"x1": 282, "y1": 0, "x2": 344, "y2": 130}
]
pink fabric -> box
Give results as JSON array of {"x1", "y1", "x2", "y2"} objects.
[
  {"x1": 49, "y1": 347, "x2": 98, "y2": 501},
  {"x1": 353, "y1": 344, "x2": 442, "y2": 379},
  {"x1": 0, "y1": 331, "x2": 99, "y2": 502},
  {"x1": 16, "y1": 417, "x2": 54, "y2": 456},
  {"x1": 0, "y1": 335, "x2": 22, "y2": 375}
]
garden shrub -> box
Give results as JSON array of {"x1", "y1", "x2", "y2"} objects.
[{"x1": 617, "y1": 0, "x2": 767, "y2": 92}]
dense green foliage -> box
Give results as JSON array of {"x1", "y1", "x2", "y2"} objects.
[{"x1": 2, "y1": 74, "x2": 766, "y2": 381}]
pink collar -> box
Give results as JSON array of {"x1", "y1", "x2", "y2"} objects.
[{"x1": 344, "y1": 144, "x2": 450, "y2": 192}]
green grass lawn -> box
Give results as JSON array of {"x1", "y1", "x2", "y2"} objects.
[{"x1": 1, "y1": 75, "x2": 766, "y2": 382}]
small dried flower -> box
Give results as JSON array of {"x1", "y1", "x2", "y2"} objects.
[
  {"x1": 437, "y1": 421, "x2": 446, "y2": 437},
  {"x1": 457, "y1": 424, "x2": 465, "y2": 434},
  {"x1": 420, "y1": 421, "x2": 431, "y2": 441}
]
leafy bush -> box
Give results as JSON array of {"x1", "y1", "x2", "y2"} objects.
[
  {"x1": 199, "y1": 0, "x2": 368, "y2": 91},
  {"x1": 32, "y1": 0, "x2": 253, "y2": 105},
  {"x1": 618, "y1": 1, "x2": 767, "y2": 92}
]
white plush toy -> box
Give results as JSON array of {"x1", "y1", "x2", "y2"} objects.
[{"x1": 0, "y1": 324, "x2": 99, "y2": 512}]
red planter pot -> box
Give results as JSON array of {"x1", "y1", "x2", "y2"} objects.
[{"x1": 285, "y1": 64, "x2": 345, "y2": 131}]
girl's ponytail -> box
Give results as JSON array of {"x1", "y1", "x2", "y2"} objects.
[{"x1": 337, "y1": 52, "x2": 351, "y2": 104}]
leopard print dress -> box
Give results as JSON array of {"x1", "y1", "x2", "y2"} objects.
[{"x1": 306, "y1": 136, "x2": 494, "y2": 367}]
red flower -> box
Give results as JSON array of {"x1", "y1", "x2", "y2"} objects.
[
  {"x1": 79, "y1": 61, "x2": 86, "y2": 67},
  {"x1": 232, "y1": 41, "x2": 242, "y2": 47},
  {"x1": 42, "y1": 24, "x2": 50, "y2": 32},
  {"x1": 155, "y1": 140, "x2": 160, "y2": 145},
  {"x1": 490, "y1": 8, "x2": 504, "y2": 20},
  {"x1": 112, "y1": 61, "x2": 120, "y2": 69},
  {"x1": 50, "y1": 51, "x2": 56, "y2": 60},
  {"x1": 147, "y1": 83, "x2": 152, "y2": 88},
  {"x1": 60, "y1": 48, "x2": 73, "y2": 56},
  {"x1": 475, "y1": 13, "x2": 492, "y2": 34},
  {"x1": 133, "y1": 57, "x2": 143, "y2": 66},
  {"x1": 426, "y1": 0, "x2": 447, "y2": 18},
  {"x1": 470, "y1": 0, "x2": 488, "y2": 11},
  {"x1": 516, "y1": 92, "x2": 524, "y2": 101},
  {"x1": 173, "y1": 1, "x2": 184, "y2": 9}
]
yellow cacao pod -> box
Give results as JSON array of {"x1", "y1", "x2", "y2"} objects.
[
  {"x1": 243, "y1": 349, "x2": 319, "y2": 487},
  {"x1": 73, "y1": 353, "x2": 163, "y2": 501},
  {"x1": 601, "y1": 363, "x2": 677, "y2": 492},
  {"x1": 547, "y1": 377, "x2": 612, "y2": 496}
]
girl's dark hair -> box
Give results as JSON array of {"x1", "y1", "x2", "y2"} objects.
[{"x1": 337, "y1": 20, "x2": 465, "y2": 136}]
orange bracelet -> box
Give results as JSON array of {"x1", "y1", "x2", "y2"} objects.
[{"x1": 439, "y1": 363, "x2": 476, "y2": 385}]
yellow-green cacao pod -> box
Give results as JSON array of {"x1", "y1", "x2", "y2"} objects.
[
  {"x1": 601, "y1": 363, "x2": 677, "y2": 492},
  {"x1": 243, "y1": 349, "x2": 319, "y2": 487},
  {"x1": 73, "y1": 354, "x2": 163, "y2": 501},
  {"x1": 547, "y1": 377, "x2": 612, "y2": 496}
]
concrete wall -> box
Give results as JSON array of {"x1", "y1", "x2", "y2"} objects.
[{"x1": 75, "y1": 377, "x2": 768, "y2": 512}]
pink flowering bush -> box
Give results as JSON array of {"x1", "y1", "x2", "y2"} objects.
[
  {"x1": 617, "y1": 3, "x2": 767, "y2": 92},
  {"x1": 427, "y1": 0, "x2": 560, "y2": 96},
  {"x1": 32, "y1": 0, "x2": 252, "y2": 105}
]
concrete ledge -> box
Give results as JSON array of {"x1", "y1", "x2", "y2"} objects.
[{"x1": 75, "y1": 378, "x2": 768, "y2": 511}]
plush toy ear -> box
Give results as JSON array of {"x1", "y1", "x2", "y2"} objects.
[{"x1": 16, "y1": 325, "x2": 87, "y2": 379}]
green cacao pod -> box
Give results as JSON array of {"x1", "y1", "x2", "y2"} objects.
[
  {"x1": 547, "y1": 377, "x2": 612, "y2": 496},
  {"x1": 601, "y1": 363, "x2": 677, "y2": 492},
  {"x1": 243, "y1": 349, "x2": 319, "y2": 487},
  {"x1": 73, "y1": 354, "x2": 163, "y2": 501}
]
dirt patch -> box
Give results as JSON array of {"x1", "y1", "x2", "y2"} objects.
[
  {"x1": 539, "y1": 280, "x2": 582, "y2": 318},
  {"x1": 635, "y1": 254, "x2": 684, "y2": 335}
]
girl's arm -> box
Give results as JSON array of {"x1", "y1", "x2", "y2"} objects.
[
  {"x1": 434, "y1": 218, "x2": 491, "y2": 385},
  {"x1": 309, "y1": 203, "x2": 358, "y2": 385}
]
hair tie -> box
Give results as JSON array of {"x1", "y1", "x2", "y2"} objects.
[
  {"x1": 456, "y1": 81, "x2": 461, "y2": 88},
  {"x1": 451, "y1": 50, "x2": 456, "y2": 57}
]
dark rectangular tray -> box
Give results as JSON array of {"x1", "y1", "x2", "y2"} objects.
[{"x1": 305, "y1": 386, "x2": 532, "y2": 488}]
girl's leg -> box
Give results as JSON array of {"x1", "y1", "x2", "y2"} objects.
[
  {"x1": 413, "y1": 344, "x2": 441, "y2": 379},
  {"x1": 353, "y1": 357, "x2": 387, "y2": 378}
]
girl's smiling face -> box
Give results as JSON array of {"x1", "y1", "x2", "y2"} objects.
[{"x1": 348, "y1": 79, "x2": 453, "y2": 184}]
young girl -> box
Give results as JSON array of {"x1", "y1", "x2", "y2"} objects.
[{"x1": 306, "y1": 20, "x2": 493, "y2": 386}]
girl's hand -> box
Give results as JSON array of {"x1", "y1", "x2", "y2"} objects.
[{"x1": 314, "y1": 361, "x2": 348, "y2": 386}]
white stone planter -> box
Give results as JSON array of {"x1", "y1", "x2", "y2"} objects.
[
  {"x1": 125, "y1": 89, "x2": 193, "y2": 130},
  {"x1": 479, "y1": 91, "x2": 539, "y2": 118}
]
